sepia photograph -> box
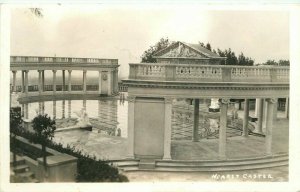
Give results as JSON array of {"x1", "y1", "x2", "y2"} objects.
[{"x1": 0, "y1": 1, "x2": 300, "y2": 192}]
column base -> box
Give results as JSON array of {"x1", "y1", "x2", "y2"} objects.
[
  {"x1": 209, "y1": 108, "x2": 220, "y2": 112},
  {"x1": 162, "y1": 155, "x2": 172, "y2": 160}
]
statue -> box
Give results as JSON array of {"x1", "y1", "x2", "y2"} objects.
[{"x1": 74, "y1": 108, "x2": 92, "y2": 127}]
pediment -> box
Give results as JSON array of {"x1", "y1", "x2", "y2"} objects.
[{"x1": 154, "y1": 42, "x2": 208, "y2": 58}]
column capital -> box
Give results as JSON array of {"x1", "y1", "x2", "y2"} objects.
[
  {"x1": 24, "y1": 70, "x2": 29, "y2": 73},
  {"x1": 220, "y1": 98, "x2": 230, "y2": 104},
  {"x1": 38, "y1": 70, "x2": 43, "y2": 73},
  {"x1": 127, "y1": 95, "x2": 136, "y2": 103},
  {"x1": 266, "y1": 98, "x2": 277, "y2": 104},
  {"x1": 12, "y1": 70, "x2": 17, "y2": 73},
  {"x1": 68, "y1": 69, "x2": 72, "y2": 73},
  {"x1": 52, "y1": 69, "x2": 57, "y2": 73},
  {"x1": 165, "y1": 97, "x2": 173, "y2": 104},
  {"x1": 83, "y1": 70, "x2": 87, "y2": 73}
]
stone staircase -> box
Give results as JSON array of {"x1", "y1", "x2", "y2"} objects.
[
  {"x1": 116, "y1": 154, "x2": 288, "y2": 172},
  {"x1": 10, "y1": 153, "x2": 39, "y2": 183}
]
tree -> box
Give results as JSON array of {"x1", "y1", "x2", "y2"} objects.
[
  {"x1": 10, "y1": 107, "x2": 22, "y2": 167},
  {"x1": 31, "y1": 114, "x2": 56, "y2": 171},
  {"x1": 141, "y1": 38, "x2": 171, "y2": 63},
  {"x1": 206, "y1": 43, "x2": 212, "y2": 51}
]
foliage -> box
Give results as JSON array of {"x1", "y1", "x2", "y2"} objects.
[
  {"x1": 259, "y1": 59, "x2": 290, "y2": 66},
  {"x1": 10, "y1": 107, "x2": 22, "y2": 167},
  {"x1": 12, "y1": 128, "x2": 129, "y2": 182},
  {"x1": 31, "y1": 114, "x2": 56, "y2": 169},
  {"x1": 199, "y1": 41, "x2": 254, "y2": 66},
  {"x1": 31, "y1": 114, "x2": 56, "y2": 144},
  {"x1": 10, "y1": 107, "x2": 22, "y2": 135},
  {"x1": 141, "y1": 38, "x2": 171, "y2": 63}
]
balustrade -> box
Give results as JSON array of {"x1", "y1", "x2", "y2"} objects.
[
  {"x1": 10, "y1": 56, "x2": 118, "y2": 65},
  {"x1": 129, "y1": 63, "x2": 289, "y2": 83}
]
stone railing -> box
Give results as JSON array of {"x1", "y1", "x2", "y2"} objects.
[
  {"x1": 10, "y1": 56, "x2": 118, "y2": 65},
  {"x1": 129, "y1": 63, "x2": 289, "y2": 83}
]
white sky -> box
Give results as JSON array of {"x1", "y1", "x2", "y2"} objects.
[{"x1": 10, "y1": 5, "x2": 290, "y2": 79}]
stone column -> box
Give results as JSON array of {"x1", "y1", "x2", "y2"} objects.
[
  {"x1": 263, "y1": 100, "x2": 268, "y2": 130},
  {"x1": 68, "y1": 70, "x2": 72, "y2": 92},
  {"x1": 38, "y1": 70, "x2": 42, "y2": 94},
  {"x1": 107, "y1": 70, "x2": 111, "y2": 96},
  {"x1": 24, "y1": 70, "x2": 29, "y2": 94},
  {"x1": 193, "y1": 99, "x2": 200, "y2": 142},
  {"x1": 127, "y1": 95, "x2": 135, "y2": 158},
  {"x1": 163, "y1": 97, "x2": 173, "y2": 160},
  {"x1": 257, "y1": 98, "x2": 264, "y2": 133},
  {"x1": 255, "y1": 98, "x2": 259, "y2": 117},
  {"x1": 219, "y1": 99, "x2": 229, "y2": 160},
  {"x1": 114, "y1": 69, "x2": 119, "y2": 93},
  {"x1": 98, "y1": 71, "x2": 102, "y2": 94},
  {"x1": 62, "y1": 70, "x2": 66, "y2": 92},
  {"x1": 285, "y1": 97, "x2": 289, "y2": 119},
  {"x1": 265, "y1": 98, "x2": 276, "y2": 155},
  {"x1": 24, "y1": 103, "x2": 29, "y2": 119},
  {"x1": 62, "y1": 100, "x2": 65, "y2": 119},
  {"x1": 68, "y1": 100, "x2": 71, "y2": 118},
  {"x1": 273, "y1": 98, "x2": 278, "y2": 121},
  {"x1": 242, "y1": 99, "x2": 249, "y2": 137},
  {"x1": 21, "y1": 71, "x2": 25, "y2": 93},
  {"x1": 42, "y1": 70, "x2": 45, "y2": 92},
  {"x1": 53, "y1": 100, "x2": 56, "y2": 120},
  {"x1": 83, "y1": 70, "x2": 87, "y2": 93},
  {"x1": 12, "y1": 71, "x2": 17, "y2": 92},
  {"x1": 83, "y1": 99, "x2": 86, "y2": 111},
  {"x1": 52, "y1": 70, "x2": 57, "y2": 94}
]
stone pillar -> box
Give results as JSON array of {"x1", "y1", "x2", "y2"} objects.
[
  {"x1": 62, "y1": 100, "x2": 65, "y2": 119},
  {"x1": 24, "y1": 70, "x2": 29, "y2": 94},
  {"x1": 68, "y1": 70, "x2": 72, "y2": 92},
  {"x1": 263, "y1": 100, "x2": 268, "y2": 130},
  {"x1": 242, "y1": 99, "x2": 249, "y2": 137},
  {"x1": 24, "y1": 103, "x2": 29, "y2": 119},
  {"x1": 41, "y1": 101, "x2": 45, "y2": 115},
  {"x1": 273, "y1": 98, "x2": 278, "y2": 121},
  {"x1": 107, "y1": 70, "x2": 111, "y2": 96},
  {"x1": 219, "y1": 99, "x2": 229, "y2": 160},
  {"x1": 257, "y1": 98, "x2": 264, "y2": 133},
  {"x1": 98, "y1": 71, "x2": 102, "y2": 94},
  {"x1": 12, "y1": 71, "x2": 17, "y2": 92},
  {"x1": 255, "y1": 98, "x2": 259, "y2": 117},
  {"x1": 21, "y1": 71, "x2": 25, "y2": 93},
  {"x1": 62, "y1": 70, "x2": 66, "y2": 92},
  {"x1": 193, "y1": 99, "x2": 200, "y2": 142},
  {"x1": 53, "y1": 100, "x2": 56, "y2": 120},
  {"x1": 285, "y1": 97, "x2": 289, "y2": 119},
  {"x1": 127, "y1": 96, "x2": 135, "y2": 158},
  {"x1": 83, "y1": 99, "x2": 86, "y2": 111},
  {"x1": 42, "y1": 70, "x2": 45, "y2": 92},
  {"x1": 83, "y1": 70, "x2": 87, "y2": 93},
  {"x1": 114, "y1": 69, "x2": 119, "y2": 93},
  {"x1": 98, "y1": 100, "x2": 101, "y2": 118},
  {"x1": 68, "y1": 100, "x2": 71, "y2": 118},
  {"x1": 163, "y1": 97, "x2": 172, "y2": 160},
  {"x1": 52, "y1": 70, "x2": 57, "y2": 94},
  {"x1": 265, "y1": 98, "x2": 276, "y2": 155},
  {"x1": 38, "y1": 70, "x2": 42, "y2": 94}
]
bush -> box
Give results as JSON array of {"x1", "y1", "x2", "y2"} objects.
[{"x1": 11, "y1": 128, "x2": 129, "y2": 182}]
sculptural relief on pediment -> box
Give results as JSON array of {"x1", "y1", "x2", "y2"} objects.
[{"x1": 161, "y1": 43, "x2": 205, "y2": 58}]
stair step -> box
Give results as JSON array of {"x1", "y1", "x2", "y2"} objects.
[
  {"x1": 114, "y1": 161, "x2": 139, "y2": 167},
  {"x1": 18, "y1": 171, "x2": 34, "y2": 178},
  {"x1": 13, "y1": 164, "x2": 30, "y2": 173},
  {"x1": 156, "y1": 157, "x2": 288, "y2": 167},
  {"x1": 139, "y1": 159, "x2": 156, "y2": 169},
  {"x1": 10, "y1": 156, "x2": 26, "y2": 166}
]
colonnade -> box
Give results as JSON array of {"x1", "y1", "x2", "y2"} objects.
[
  {"x1": 11, "y1": 68, "x2": 119, "y2": 96},
  {"x1": 127, "y1": 96, "x2": 289, "y2": 160}
]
